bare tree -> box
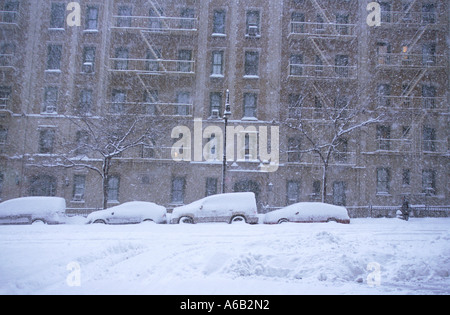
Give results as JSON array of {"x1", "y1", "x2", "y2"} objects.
[
  {"x1": 285, "y1": 91, "x2": 383, "y2": 203},
  {"x1": 32, "y1": 113, "x2": 159, "y2": 209}
]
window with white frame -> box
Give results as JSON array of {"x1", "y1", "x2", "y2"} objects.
[
  {"x1": 43, "y1": 87, "x2": 58, "y2": 113},
  {"x1": 376, "y1": 168, "x2": 390, "y2": 194},
  {"x1": 50, "y1": 3, "x2": 65, "y2": 29},
  {"x1": 73, "y1": 175, "x2": 86, "y2": 201},
  {"x1": 107, "y1": 175, "x2": 120, "y2": 202},
  {"x1": 211, "y1": 51, "x2": 224, "y2": 76},
  {"x1": 243, "y1": 93, "x2": 257, "y2": 118},
  {"x1": 47, "y1": 44, "x2": 62, "y2": 70},
  {"x1": 85, "y1": 6, "x2": 99, "y2": 30}
]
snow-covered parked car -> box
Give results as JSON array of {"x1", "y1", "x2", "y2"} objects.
[
  {"x1": 264, "y1": 202, "x2": 350, "y2": 224},
  {"x1": 171, "y1": 192, "x2": 259, "y2": 224},
  {"x1": 0, "y1": 197, "x2": 67, "y2": 225},
  {"x1": 86, "y1": 201, "x2": 167, "y2": 225}
]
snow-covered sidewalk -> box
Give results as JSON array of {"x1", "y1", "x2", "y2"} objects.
[{"x1": 0, "y1": 218, "x2": 449, "y2": 295}]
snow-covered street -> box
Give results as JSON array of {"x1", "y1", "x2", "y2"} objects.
[{"x1": 0, "y1": 218, "x2": 449, "y2": 295}]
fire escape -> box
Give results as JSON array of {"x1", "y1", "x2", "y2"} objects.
[
  {"x1": 108, "y1": 0, "x2": 198, "y2": 117},
  {"x1": 286, "y1": 0, "x2": 358, "y2": 168},
  {"x1": 373, "y1": 1, "x2": 448, "y2": 160}
]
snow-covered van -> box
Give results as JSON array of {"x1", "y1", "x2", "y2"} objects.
[
  {"x1": 0, "y1": 197, "x2": 67, "y2": 225},
  {"x1": 171, "y1": 192, "x2": 259, "y2": 224}
]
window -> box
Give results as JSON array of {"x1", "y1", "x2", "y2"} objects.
[
  {"x1": 402, "y1": 1, "x2": 413, "y2": 21},
  {"x1": 314, "y1": 96, "x2": 322, "y2": 110},
  {"x1": 291, "y1": 12, "x2": 305, "y2": 34},
  {"x1": 206, "y1": 178, "x2": 218, "y2": 197},
  {"x1": 141, "y1": 140, "x2": 155, "y2": 159},
  {"x1": 244, "y1": 134, "x2": 252, "y2": 160},
  {"x1": 146, "y1": 48, "x2": 161, "y2": 72},
  {"x1": 111, "y1": 90, "x2": 126, "y2": 114},
  {"x1": 176, "y1": 92, "x2": 190, "y2": 116},
  {"x1": 376, "y1": 168, "x2": 390, "y2": 194},
  {"x1": 402, "y1": 169, "x2": 411, "y2": 186},
  {"x1": 334, "y1": 95, "x2": 349, "y2": 109},
  {"x1": 3, "y1": 1, "x2": 19, "y2": 24},
  {"x1": 43, "y1": 87, "x2": 58, "y2": 113},
  {"x1": 39, "y1": 129, "x2": 56, "y2": 154},
  {"x1": 422, "y1": 85, "x2": 436, "y2": 108},
  {"x1": 333, "y1": 181, "x2": 346, "y2": 206},
  {"x1": 211, "y1": 51, "x2": 224, "y2": 76},
  {"x1": 312, "y1": 181, "x2": 321, "y2": 198},
  {"x1": 288, "y1": 137, "x2": 301, "y2": 163},
  {"x1": 180, "y1": 8, "x2": 195, "y2": 30},
  {"x1": 144, "y1": 90, "x2": 158, "y2": 115},
  {"x1": 47, "y1": 44, "x2": 62, "y2": 70},
  {"x1": 50, "y1": 3, "x2": 65, "y2": 28},
  {"x1": 377, "y1": 43, "x2": 391, "y2": 65},
  {"x1": 73, "y1": 175, "x2": 86, "y2": 201},
  {"x1": 75, "y1": 130, "x2": 89, "y2": 156},
  {"x1": 0, "y1": 126, "x2": 7, "y2": 145},
  {"x1": 334, "y1": 138, "x2": 348, "y2": 163},
  {"x1": 377, "y1": 125, "x2": 391, "y2": 151},
  {"x1": 107, "y1": 176, "x2": 120, "y2": 202},
  {"x1": 315, "y1": 55, "x2": 323, "y2": 72},
  {"x1": 86, "y1": 6, "x2": 99, "y2": 30},
  {"x1": 244, "y1": 51, "x2": 259, "y2": 76},
  {"x1": 0, "y1": 42, "x2": 14, "y2": 67},
  {"x1": 171, "y1": 177, "x2": 185, "y2": 204},
  {"x1": 315, "y1": 14, "x2": 325, "y2": 32},
  {"x1": 117, "y1": 5, "x2": 132, "y2": 28},
  {"x1": 210, "y1": 92, "x2": 222, "y2": 117},
  {"x1": 30, "y1": 175, "x2": 57, "y2": 197},
  {"x1": 79, "y1": 89, "x2": 93, "y2": 115},
  {"x1": 82, "y1": 47, "x2": 96, "y2": 73},
  {"x1": 178, "y1": 50, "x2": 192, "y2": 73},
  {"x1": 115, "y1": 47, "x2": 128, "y2": 70},
  {"x1": 213, "y1": 10, "x2": 226, "y2": 34},
  {"x1": 336, "y1": 13, "x2": 349, "y2": 35},
  {"x1": 377, "y1": 84, "x2": 391, "y2": 107},
  {"x1": 0, "y1": 86, "x2": 11, "y2": 110},
  {"x1": 243, "y1": 93, "x2": 257, "y2": 118},
  {"x1": 335, "y1": 55, "x2": 349, "y2": 77},
  {"x1": 290, "y1": 54, "x2": 303, "y2": 76},
  {"x1": 149, "y1": 8, "x2": 163, "y2": 31},
  {"x1": 422, "y1": 170, "x2": 436, "y2": 195},
  {"x1": 288, "y1": 94, "x2": 302, "y2": 118},
  {"x1": 206, "y1": 134, "x2": 219, "y2": 160},
  {"x1": 401, "y1": 45, "x2": 410, "y2": 65},
  {"x1": 287, "y1": 181, "x2": 300, "y2": 205},
  {"x1": 246, "y1": 10, "x2": 260, "y2": 36},
  {"x1": 422, "y1": 3, "x2": 436, "y2": 24},
  {"x1": 379, "y1": 2, "x2": 391, "y2": 23},
  {"x1": 423, "y1": 126, "x2": 436, "y2": 152},
  {"x1": 422, "y1": 43, "x2": 436, "y2": 66}
]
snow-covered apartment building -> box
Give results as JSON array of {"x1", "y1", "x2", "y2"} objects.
[{"x1": 0, "y1": 0, "x2": 448, "y2": 215}]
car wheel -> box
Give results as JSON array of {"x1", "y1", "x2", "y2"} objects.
[
  {"x1": 277, "y1": 218, "x2": 289, "y2": 224},
  {"x1": 230, "y1": 215, "x2": 246, "y2": 224},
  {"x1": 179, "y1": 216, "x2": 194, "y2": 224},
  {"x1": 93, "y1": 219, "x2": 106, "y2": 224},
  {"x1": 142, "y1": 219, "x2": 155, "y2": 224},
  {"x1": 327, "y1": 218, "x2": 338, "y2": 223},
  {"x1": 32, "y1": 219, "x2": 46, "y2": 225}
]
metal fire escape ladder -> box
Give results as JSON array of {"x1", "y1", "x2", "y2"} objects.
[
  {"x1": 146, "y1": 0, "x2": 171, "y2": 31},
  {"x1": 310, "y1": 0, "x2": 338, "y2": 36},
  {"x1": 308, "y1": 37, "x2": 332, "y2": 67}
]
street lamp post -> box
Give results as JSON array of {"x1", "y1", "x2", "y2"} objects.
[{"x1": 222, "y1": 89, "x2": 231, "y2": 194}]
